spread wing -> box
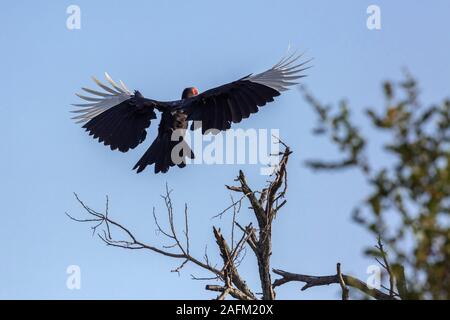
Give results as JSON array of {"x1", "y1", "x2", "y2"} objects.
[
  {"x1": 181, "y1": 52, "x2": 311, "y2": 133},
  {"x1": 71, "y1": 73, "x2": 163, "y2": 152}
]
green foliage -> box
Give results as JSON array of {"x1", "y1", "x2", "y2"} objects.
[{"x1": 302, "y1": 74, "x2": 450, "y2": 299}]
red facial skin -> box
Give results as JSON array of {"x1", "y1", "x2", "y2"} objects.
[{"x1": 191, "y1": 87, "x2": 199, "y2": 96}]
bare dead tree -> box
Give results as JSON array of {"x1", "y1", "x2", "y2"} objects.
[
  {"x1": 222, "y1": 142, "x2": 291, "y2": 300},
  {"x1": 68, "y1": 143, "x2": 399, "y2": 300}
]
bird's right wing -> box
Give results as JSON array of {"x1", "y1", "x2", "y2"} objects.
[
  {"x1": 72, "y1": 73, "x2": 164, "y2": 153},
  {"x1": 181, "y1": 52, "x2": 311, "y2": 134}
]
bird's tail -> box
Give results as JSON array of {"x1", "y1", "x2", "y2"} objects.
[{"x1": 133, "y1": 132, "x2": 194, "y2": 174}]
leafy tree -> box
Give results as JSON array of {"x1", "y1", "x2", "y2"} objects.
[{"x1": 302, "y1": 73, "x2": 450, "y2": 299}]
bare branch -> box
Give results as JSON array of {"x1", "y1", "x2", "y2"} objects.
[
  {"x1": 225, "y1": 185, "x2": 243, "y2": 193},
  {"x1": 272, "y1": 269, "x2": 397, "y2": 300},
  {"x1": 213, "y1": 227, "x2": 256, "y2": 300},
  {"x1": 205, "y1": 285, "x2": 253, "y2": 301}
]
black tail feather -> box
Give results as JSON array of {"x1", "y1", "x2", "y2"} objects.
[{"x1": 133, "y1": 133, "x2": 194, "y2": 174}]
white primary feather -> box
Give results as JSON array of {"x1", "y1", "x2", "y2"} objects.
[
  {"x1": 71, "y1": 73, "x2": 132, "y2": 123},
  {"x1": 245, "y1": 51, "x2": 312, "y2": 92}
]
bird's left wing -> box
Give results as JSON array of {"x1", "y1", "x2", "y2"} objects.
[
  {"x1": 181, "y1": 53, "x2": 311, "y2": 133},
  {"x1": 72, "y1": 73, "x2": 167, "y2": 152}
]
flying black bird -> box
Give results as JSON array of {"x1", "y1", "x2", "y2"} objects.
[{"x1": 72, "y1": 52, "x2": 310, "y2": 173}]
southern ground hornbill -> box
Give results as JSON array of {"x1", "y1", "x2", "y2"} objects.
[{"x1": 72, "y1": 52, "x2": 311, "y2": 173}]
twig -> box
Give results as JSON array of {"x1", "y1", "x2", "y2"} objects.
[
  {"x1": 337, "y1": 263, "x2": 349, "y2": 300},
  {"x1": 70, "y1": 191, "x2": 223, "y2": 278},
  {"x1": 376, "y1": 237, "x2": 395, "y2": 298}
]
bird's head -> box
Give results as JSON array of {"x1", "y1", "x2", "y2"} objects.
[{"x1": 182, "y1": 87, "x2": 199, "y2": 99}]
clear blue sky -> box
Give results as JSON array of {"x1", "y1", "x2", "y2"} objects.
[{"x1": 1, "y1": 0, "x2": 449, "y2": 299}]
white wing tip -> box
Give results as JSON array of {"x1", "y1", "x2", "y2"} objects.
[
  {"x1": 71, "y1": 73, "x2": 133, "y2": 123},
  {"x1": 247, "y1": 49, "x2": 312, "y2": 92}
]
